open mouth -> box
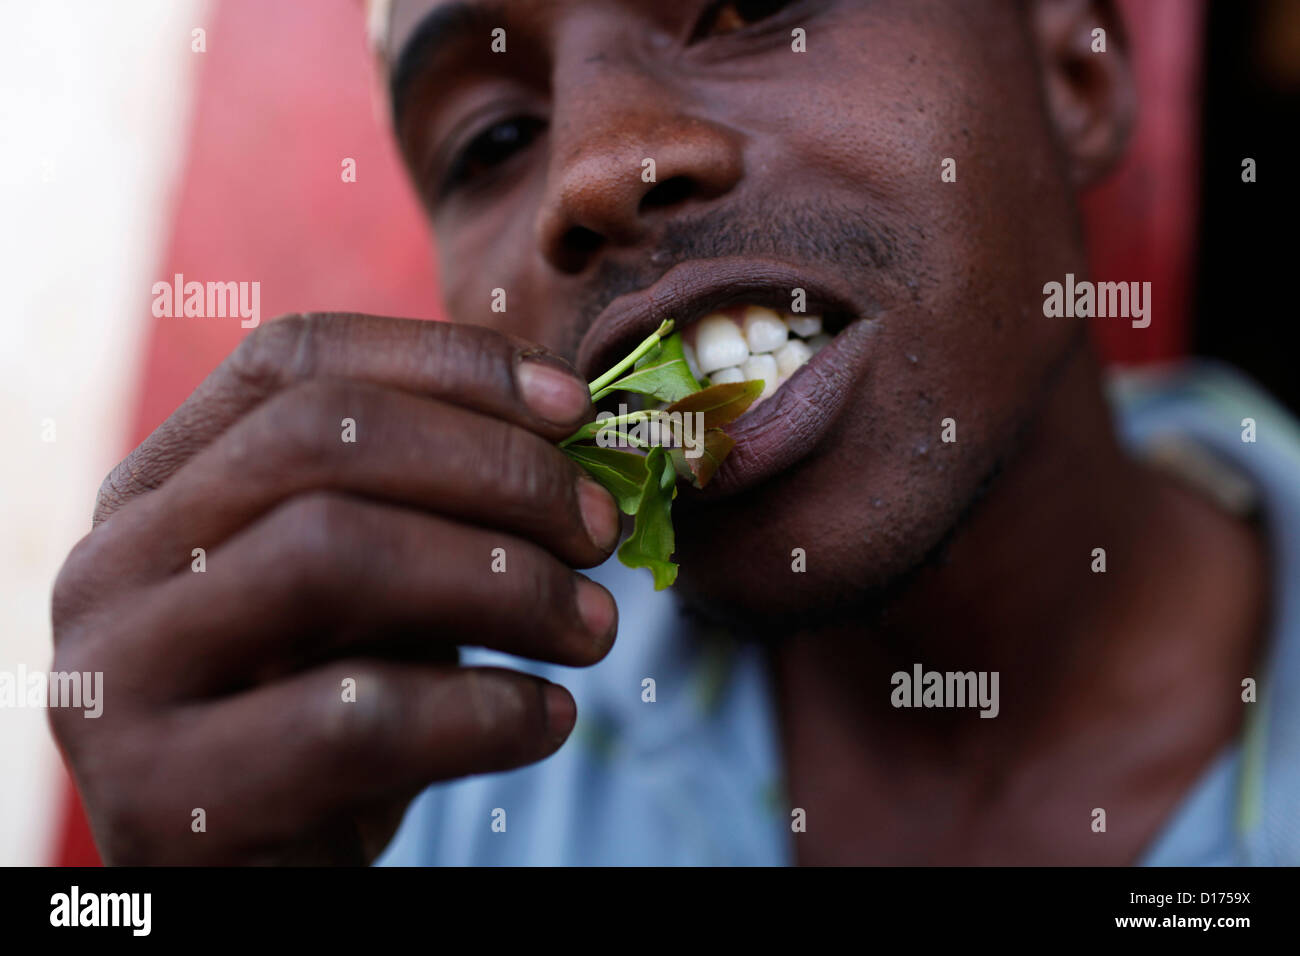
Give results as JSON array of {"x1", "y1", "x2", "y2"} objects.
[
  {"x1": 576, "y1": 257, "x2": 881, "y2": 496},
  {"x1": 678, "y1": 304, "x2": 851, "y2": 402}
]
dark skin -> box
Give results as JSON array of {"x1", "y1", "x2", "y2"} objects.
[{"x1": 51, "y1": 0, "x2": 1267, "y2": 864}]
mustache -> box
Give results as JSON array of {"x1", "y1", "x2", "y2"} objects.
[{"x1": 563, "y1": 198, "x2": 911, "y2": 358}]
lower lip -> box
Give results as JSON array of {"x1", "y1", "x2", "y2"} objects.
[{"x1": 699, "y1": 316, "x2": 878, "y2": 497}]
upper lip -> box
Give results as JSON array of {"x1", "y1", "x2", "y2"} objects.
[{"x1": 575, "y1": 256, "x2": 870, "y2": 381}]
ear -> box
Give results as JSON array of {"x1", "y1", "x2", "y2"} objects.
[{"x1": 1030, "y1": 0, "x2": 1136, "y2": 188}]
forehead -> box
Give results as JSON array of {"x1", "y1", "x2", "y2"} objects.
[
  {"x1": 382, "y1": 0, "x2": 762, "y2": 72},
  {"x1": 380, "y1": 0, "x2": 714, "y2": 126},
  {"x1": 382, "y1": 0, "x2": 543, "y2": 64}
]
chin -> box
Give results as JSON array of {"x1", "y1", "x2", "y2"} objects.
[
  {"x1": 671, "y1": 462, "x2": 879, "y2": 625},
  {"x1": 671, "y1": 437, "x2": 985, "y2": 631}
]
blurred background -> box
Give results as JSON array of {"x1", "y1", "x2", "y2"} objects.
[{"x1": 0, "y1": 0, "x2": 1293, "y2": 865}]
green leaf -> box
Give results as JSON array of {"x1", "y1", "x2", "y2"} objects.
[
  {"x1": 617, "y1": 446, "x2": 678, "y2": 589},
  {"x1": 562, "y1": 445, "x2": 648, "y2": 515},
  {"x1": 664, "y1": 379, "x2": 763, "y2": 430},
  {"x1": 591, "y1": 332, "x2": 701, "y2": 404},
  {"x1": 555, "y1": 321, "x2": 755, "y2": 588},
  {"x1": 659, "y1": 449, "x2": 678, "y2": 493}
]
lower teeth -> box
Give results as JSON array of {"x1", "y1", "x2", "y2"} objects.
[{"x1": 741, "y1": 353, "x2": 779, "y2": 400}]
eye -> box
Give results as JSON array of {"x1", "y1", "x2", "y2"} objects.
[
  {"x1": 443, "y1": 115, "x2": 545, "y2": 193},
  {"x1": 693, "y1": 0, "x2": 796, "y2": 39}
]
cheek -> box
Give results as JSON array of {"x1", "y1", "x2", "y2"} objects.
[
  {"x1": 437, "y1": 194, "x2": 552, "y2": 339},
  {"x1": 676, "y1": 17, "x2": 1085, "y2": 608},
  {"x1": 790, "y1": 14, "x2": 1080, "y2": 454}
]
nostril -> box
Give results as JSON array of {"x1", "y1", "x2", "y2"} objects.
[
  {"x1": 639, "y1": 175, "x2": 694, "y2": 212},
  {"x1": 552, "y1": 225, "x2": 604, "y2": 273},
  {"x1": 562, "y1": 225, "x2": 604, "y2": 256}
]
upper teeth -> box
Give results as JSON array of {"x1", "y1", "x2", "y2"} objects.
[
  {"x1": 686, "y1": 306, "x2": 826, "y2": 403},
  {"x1": 784, "y1": 313, "x2": 822, "y2": 338},
  {"x1": 742, "y1": 306, "x2": 789, "y2": 354},
  {"x1": 694, "y1": 315, "x2": 751, "y2": 373}
]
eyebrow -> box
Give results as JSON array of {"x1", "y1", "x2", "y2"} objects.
[{"x1": 389, "y1": 1, "x2": 506, "y2": 124}]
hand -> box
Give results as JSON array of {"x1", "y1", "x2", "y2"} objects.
[{"x1": 49, "y1": 313, "x2": 621, "y2": 864}]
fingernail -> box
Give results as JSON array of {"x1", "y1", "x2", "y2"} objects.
[
  {"x1": 575, "y1": 576, "x2": 617, "y2": 647},
  {"x1": 577, "y1": 478, "x2": 620, "y2": 553},
  {"x1": 516, "y1": 359, "x2": 589, "y2": 425},
  {"x1": 543, "y1": 683, "x2": 577, "y2": 744}
]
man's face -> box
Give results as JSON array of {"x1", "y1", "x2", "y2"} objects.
[{"x1": 385, "y1": 0, "x2": 1097, "y2": 618}]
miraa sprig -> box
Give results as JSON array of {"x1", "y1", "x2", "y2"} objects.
[{"x1": 560, "y1": 320, "x2": 761, "y2": 589}]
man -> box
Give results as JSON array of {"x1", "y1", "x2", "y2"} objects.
[{"x1": 50, "y1": 0, "x2": 1298, "y2": 864}]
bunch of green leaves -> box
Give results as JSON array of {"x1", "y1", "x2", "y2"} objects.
[{"x1": 560, "y1": 320, "x2": 762, "y2": 589}]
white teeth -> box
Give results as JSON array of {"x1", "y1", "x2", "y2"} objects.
[
  {"x1": 681, "y1": 340, "x2": 703, "y2": 381},
  {"x1": 694, "y1": 314, "x2": 750, "y2": 374},
  {"x1": 775, "y1": 339, "x2": 813, "y2": 378},
  {"x1": 741, "y1": 353, "x2": 779, "y2": 400},
  {"x1": 741, "y1": 306, "x2": 788, "y2": 354},
  {"x1": 784, "y1": 313, "x2": 822, "y2": 338},
  {"x1": 682, "y1": 306, "x2": 835, "y2": 409}
]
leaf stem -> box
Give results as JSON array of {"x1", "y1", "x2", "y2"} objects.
[
  {"x1": 559, "y1": 408, "x2": 665, "y2": 447},
  {"x1": 594, "y1": 429, "x2": 652, "y2": 450},
  {"x1": 586, "y1": 319, "x2": 674, "y2": 396}
]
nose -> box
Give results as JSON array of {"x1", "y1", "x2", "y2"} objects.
[{"x1": 535, "y1": 68, "x2": 745, "y2": 274}]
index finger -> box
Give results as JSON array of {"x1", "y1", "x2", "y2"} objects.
[{"x1": 94, "y1": 313, "x2": 592, "y2": 524}]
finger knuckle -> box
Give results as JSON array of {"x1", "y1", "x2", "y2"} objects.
[
  {"x1": 44, "y1": 660, "x2": 89, "y2": 744},
  {"x1": 269, "y1": 493, "x2": 365, "y2": 606},
  {"x1": 315, "y1": 666, "x2": 407, "y2": 765},
  {"x1": 467, "y1": 674, "x2": 546, "y2": 762},
  {"x1": 83, "y1": 738, "x2": 168, "y2": 864},
  {"x1": 253, "y1": 380, "x2": 346, "y2": 477},
  {"x1": 51, "y1": 533, "x2": 103, "y2": 637},
  {"x1": 45, "y1": 686, "x2": 159, "y2": 861},
  {"x1": 230, "y1": 312, "x2": 318, "y2": 391},
  {"x1": 92, "y1": 465, "x2": 131, "y2": 525},
  {"x1": 93, "y1": 454, "x2": 164, "y2": 526}
]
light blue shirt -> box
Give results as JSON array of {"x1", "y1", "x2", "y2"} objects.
[{"x1": 378, "y1": 362, "x2": 1300, "y2": 865}]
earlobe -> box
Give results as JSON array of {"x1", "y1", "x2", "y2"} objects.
[{"x1": 1031, "y1": 0, "x2": 1136, "y2": 188}]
